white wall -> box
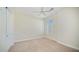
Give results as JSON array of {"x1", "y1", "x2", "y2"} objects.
[
  {"x1": 0, "y1": 7, "x2": 44, "y2": 51},
  {"x1": 14, "y1": 11, "x2": 44, "y2": 42},
  {"x1": 46, "y1": 7, "x2": 79, "y2": 50}
]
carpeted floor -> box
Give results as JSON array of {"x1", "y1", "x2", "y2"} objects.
[{"x1": 9, "y1": 38, "x2": 79, "y2": 52}]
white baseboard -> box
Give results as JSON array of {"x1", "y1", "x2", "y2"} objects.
[
  {"x1": 8, "y1": 35, "x2": 44, "y2": 51},
  {"x1": 14, "y1": 34, "x2": 79, "y2": 50},
  {"x1": 15, "y1": 34, "x2": 44, "y2": 43},
  {"x1": 45, "y1": 35, "x2": 79, "y2": 50},
  {"x1": 7, "y1": 42, "x2": 15, "y2": 52}
]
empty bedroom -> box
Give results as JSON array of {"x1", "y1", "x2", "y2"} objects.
[{"x1": 0, "y1": 7, "x2": 79, "y2": 52}]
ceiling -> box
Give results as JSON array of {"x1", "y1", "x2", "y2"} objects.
[{"x1": 9, "y1": 7, "x2": 63, "y2": 19}]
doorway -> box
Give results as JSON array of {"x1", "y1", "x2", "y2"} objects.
[{"x1": 0, "y1": 7, "x2": 14, "y2": 52}]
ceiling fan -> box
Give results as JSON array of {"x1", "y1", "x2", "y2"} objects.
[{"x1": 33, "y1": 7, "x2": 54, "y2": 16}]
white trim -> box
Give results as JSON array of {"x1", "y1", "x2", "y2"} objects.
[
  {"x1": 15, "y1": 34, "x2": 44, "y2": 43},
  {"x1": 13, "y1": 34, "x2": 79, "y2": 51},
  {"x1": 8, "y1": 35, "x2": 44, "y2": 51},
  {"x1": 7, "y1": 42, "x2": 14, "y2": 52},
  {"x1": 45, "y1": 35, "x2": 79, "y2": 50}
]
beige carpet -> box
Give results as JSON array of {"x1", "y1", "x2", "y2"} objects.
[{"x1": 9, "y1": 38, "x2": 79, "y2": 52}]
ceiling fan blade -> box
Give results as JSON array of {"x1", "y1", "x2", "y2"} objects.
[
  {"x1": 49, "y1": 8, "x2": 53, "y2": 12},
  {"x1": 36, "y1": 7, "x2": 44, "y2": 16}
]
